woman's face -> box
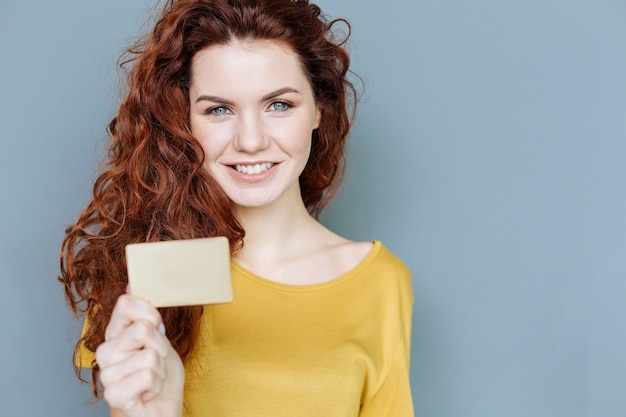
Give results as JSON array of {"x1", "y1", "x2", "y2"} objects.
[{"x1": 188, "y1": 39, "x2": 320, "y2": 210}]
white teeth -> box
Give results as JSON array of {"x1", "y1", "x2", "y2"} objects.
[{"x1": 235, "y1": 162, "x2": 274, "y2": 174}]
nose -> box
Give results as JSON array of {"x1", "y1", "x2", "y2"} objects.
[{"x1": 233, "y1": 112, "x2": 270, "y2": 153}]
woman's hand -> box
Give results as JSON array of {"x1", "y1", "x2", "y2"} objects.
[{"x1": 96, "y1": 294, "x2": 185, "y2": 417}]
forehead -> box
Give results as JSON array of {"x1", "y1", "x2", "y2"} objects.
[{"x1": 189, "y1": 39, "x2": 311, "y2": 94}]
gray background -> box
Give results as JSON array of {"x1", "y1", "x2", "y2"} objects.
[{"x1": 2, "y1": 0, "x2": 625, "y2": 416}]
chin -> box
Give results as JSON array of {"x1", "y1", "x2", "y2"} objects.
[{"x1": 229, "y1": 195, "x2": 278, "y2": 209}]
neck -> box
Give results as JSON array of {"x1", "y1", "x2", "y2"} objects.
[{"x1": 234, "y1": 194, "x2": 316, "y2": 263}]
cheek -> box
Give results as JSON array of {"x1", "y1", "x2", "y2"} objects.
[
  {"x1": 283, "y1": 120, "x2": 315, "y2": 152},
  {"x1": 196, "y1": 136, "x2": 217, "y2": 159},
  {"x1": 297, "y1": 127, "x2": 314, "y2": 160},
  {"x1": 287, "y1": 131, "x2": 313, "y2": 174},
  {"x1": 191, "y1": 122, "x2": 226, "y2": 162}
]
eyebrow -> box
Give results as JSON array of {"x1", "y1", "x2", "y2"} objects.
[
  {"x1": 194, "y1": 87, "x2": 302, "y2": 104},
  {"x1": 262, "y1": 87, "x2": 301, "y2": 101}
]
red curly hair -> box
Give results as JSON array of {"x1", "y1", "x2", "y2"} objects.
[{"x1": 59, "y1": 0, "x2": 356, "y2": 396}]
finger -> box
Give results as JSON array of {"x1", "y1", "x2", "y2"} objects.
[
  {"x1": 102, "y1": 367, "x2": 164, "y2": 411},
  {"x1": 105, "y1": 294, "x2": 163, "y2": 341},
  {"x1": 97, "y1": 319, "x2": 169, "y2": 368},
  {"x1": 99, "y1": 347, "x2": 166, "y2": 389}
]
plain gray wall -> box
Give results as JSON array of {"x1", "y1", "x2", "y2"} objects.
[{"x1": 2, "y1": 0, "x2": 625, "y2": 416}]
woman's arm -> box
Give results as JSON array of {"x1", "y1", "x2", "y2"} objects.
[{"x1": 96, "y1": 294, "x2": 185, "y2": 417}]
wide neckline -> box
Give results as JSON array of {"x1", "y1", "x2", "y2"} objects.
[{"x1": 230, "y1": 240, "x2": 381, "y2": 292}]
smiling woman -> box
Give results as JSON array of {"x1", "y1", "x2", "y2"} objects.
[{"x1": 58, "y1": 1, "x2": 413, "y2": 416}]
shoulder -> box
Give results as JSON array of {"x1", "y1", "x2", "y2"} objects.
[
  {"x1": 359, "y1": 241, "x2": 414, "y2": 308},
  {"x1": 366, "y1": 241, "x2": 412, "y2": 284},
  {"x1": 372, "y1": 242, "x2": 411, "y2": 273},
  {"x1": 353, "y1": 242, "x2": 413, "y2": 355},
  {"x1": 331, "y1": 240, "x2": 413, "y2": 304},
  {"x1": 328, "y1": 238, "x2": 412, "y2": 285}
]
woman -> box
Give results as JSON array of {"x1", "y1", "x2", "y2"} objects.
[{"x1": 60, "y1": 0, "x2": 414, "y2": 416}]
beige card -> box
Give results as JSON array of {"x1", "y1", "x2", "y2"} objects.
[{"x1": 125, "y1": 236, "x2": 233, "y2": 307}]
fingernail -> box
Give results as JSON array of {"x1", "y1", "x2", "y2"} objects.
[{"x1": 158, "y1": 323, "x2": 166, "y2": 335}]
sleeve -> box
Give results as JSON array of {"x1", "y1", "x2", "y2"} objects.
[
  {"x1": 358, "y1": 343, "x2": 414, "y2": 417},
  {"x1": 359, "y1": 248, "x2": 415, "y2": 416},
  {"x1": 75, "y1": 316, "x2": 97, "y2": 368}
]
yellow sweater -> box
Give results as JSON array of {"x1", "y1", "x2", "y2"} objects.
[{"x1": 80, "y1": 241, "x2": 414, "y2": 416}]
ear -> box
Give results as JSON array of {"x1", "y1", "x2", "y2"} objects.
[{"x1": 314, "y1": 107, "x2": 321, "y2": 129}]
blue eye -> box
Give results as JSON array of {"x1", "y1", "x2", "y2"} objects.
[
  {"x1": 208, "y1": 106, "x2": 229, "y2": 116},
  {"x1": 269, "y1": 101, "x2": 292, "y2": 112}
]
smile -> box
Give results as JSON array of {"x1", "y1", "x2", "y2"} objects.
[{"x1": 234, "y1": 162, "x2": 274, "y2": 175}]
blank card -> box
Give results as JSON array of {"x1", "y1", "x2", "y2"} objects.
[{"x1": 125, "y1": 236, "x2": 232, "y2": 307}]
